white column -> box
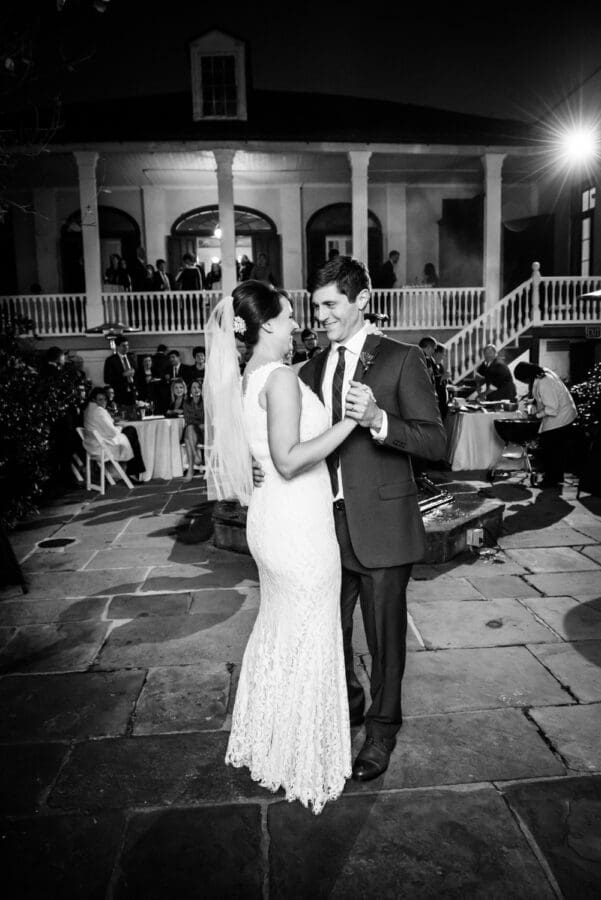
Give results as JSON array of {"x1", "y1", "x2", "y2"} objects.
[
  {"x1": 141, "y1": 187, "x2": 168, "y2": 268},
  {"x1": 214, "y1": 150, "x2": 237, "y2": 294},
  {"x1": 348, "y1": 150, "x2": 372, "y2": 264},
  {"x1": 33, "y1": 188, "x2": 60, "y2": 293},
  {"x1": 386, "y1": 183, "x2": 407, "y2": 286},
  {"x1": 483, "y1": 153, "x2": 506, "y2": 308},
  {"x1": 280, "y1": 183, "x2": 303, "y2": 289},
  {"x1": 74, "y1": 151, "x2": 102, "y2": 327}
]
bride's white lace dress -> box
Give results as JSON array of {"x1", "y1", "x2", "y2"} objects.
[{"x1": 225, "y1": 361, "x2": 351, "y2": 813}]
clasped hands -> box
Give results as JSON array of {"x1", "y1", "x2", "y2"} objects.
[{"x1": 344, "y1": 381, "x2": 382, "y2": 430}]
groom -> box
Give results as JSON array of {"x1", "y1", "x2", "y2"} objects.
[{"x1": 301, "y1": 256, "x2": 446, "y2": 781}]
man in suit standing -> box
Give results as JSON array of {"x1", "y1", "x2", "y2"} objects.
[
  {"x1": 301, "y1": 256, "x2": 446, "y2": 781},
  {"x1": 154, "y1": 259, "x2": 172, "y2": 291},
  {"x1": 475, "y1": 344, "x2": 516, "y2": 401},
  {"x1": 375, "y1": 250, "x2": 400, "y2": 289},
  {"x1": 103, "y1": 335, "x2": 137, "y2": 406}
]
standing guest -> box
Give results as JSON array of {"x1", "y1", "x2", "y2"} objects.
[
  {"x1": 250, "y1": 253, "x2": 275, "y2": 285},
  {"x1": 103, "y1": 335, "x2": 137, "y2": 406},
  {"x1": 205, "y1": 261, "x2": 222, "y2": 290},
  {"x1": 174, "y1": 253, "x2": 203, "y2": 290},
  {"x1": 152, "y1": 343, "x2": 171, "y2": 414},
  {"x1": 167, "y1": 349, "x2": 188, "y2": 383},
  {"x1": 154, "y1": 259, "x2": 172, "y2": 291},
  {"x1": 153, "y1": 344, "x2": 170, "y2": 379},
  {"x1": 418, "y1": 335, "x2": 437, "y2": 384},
  {"x1": 83, "y1": 387, "x2": 145, "y2": 480},
  {"x1": 182, "y1": 379, "x2": 204, "y2": 481},
  {"x1": 142, "y1": 264, "x2": 156, "y2": 291},
  {"x1": 301, "y1": 328, "x2": 321, "y2": 361},
  {"x1": 375, "y1": 250, "x2": 400, "y2": 289},
  {"x1": 104, "y1": 254, "x2": 121, "y2": 285},
  {"x1": 239, "y1": 254, "x2": 253, "y2": 281},
  {"x1": 39, "y1": 346, "x2": 65, "y2": 380},
  {"x1": 115, "y1": 258, "x2": 132, "y2": 292},
  {"x1": 423, "y1": 262, "x2": 439, "y2": 287},
  {"x1": 166, "y1": 377, "x2": 187, "y2": 416},
  {"x1": 432, "y1": 344, "x2": 450, "y2": 420},
  {"x1": 514, "y1": 362, "x2": 578, "y2": 488},
  {"x1": 475, "y1": 344, "x2": 516, "y2": 401}
]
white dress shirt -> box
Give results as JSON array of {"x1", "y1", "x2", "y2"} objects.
[{"x1": 322, "y1": 324, "x2": 388, "y2": 499}]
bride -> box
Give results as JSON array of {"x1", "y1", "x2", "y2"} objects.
[{"x1": 203, "y1": 280, "x2": 355, "y2": 814}]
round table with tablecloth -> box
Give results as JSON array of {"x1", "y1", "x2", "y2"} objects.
[
  {"x1": 122, "y1": 416, "x2": 185, "y2": 481},
  {"x1": 445, "y1": 410, "x2": 525, "y2": 471}
]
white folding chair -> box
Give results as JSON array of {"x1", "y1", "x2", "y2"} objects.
[{"x1": 76, "y1": 426, "x2": 134, "y2": 494}]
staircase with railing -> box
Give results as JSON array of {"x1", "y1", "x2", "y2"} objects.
[{"x1": 446, "y1": 263, "x2": 601, "y2": 383}]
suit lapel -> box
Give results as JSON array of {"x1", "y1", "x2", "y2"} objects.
[{"x1": 352, "y1": 332, "x2": 383, "y2": 382}]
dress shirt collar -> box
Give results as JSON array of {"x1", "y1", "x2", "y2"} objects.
[{"x1": 330, "y1": 324, "x2": 369, "y2": 358}]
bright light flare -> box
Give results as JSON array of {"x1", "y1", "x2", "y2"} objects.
[{"x1": 557, "y1": 125, "x2": 600, "y2": 167}]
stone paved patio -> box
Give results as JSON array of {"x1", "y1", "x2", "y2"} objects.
[{"x1": 1, "y1": 475, "x2": 600, "y2": 898}]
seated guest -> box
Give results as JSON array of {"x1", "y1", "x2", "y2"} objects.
[
  {"x1": 82, "y1": 387, "x2": 145, "y2": 480},
  {"x1": 188, "y1": 345, "x2": 206, "y2": 384},
  {"x1": 166, "y1": 377, "x2": 187, "y2": 416},
  {"x1": 104, "y1": 384, "x2": 120, "y2": 422},
  {"x1": 475, "y1": 344, "x2": 516, "y2": 401},
  {"x1": 135, "y1": 354, "x2": 160, "y2": 407},
  {"x1": 514, "y1": 362, "x2": 578, "y2": 488},
  {"x1": 182, "y1": 379, "x2": 204, "y2": 481}
]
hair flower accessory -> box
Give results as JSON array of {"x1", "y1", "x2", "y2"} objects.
[
  {"x1": 359, "y1": 350, "x2": 375, "y2": 373},
  {"x1": 233, "y1": 315, "x2": 247, "y2": 336}
]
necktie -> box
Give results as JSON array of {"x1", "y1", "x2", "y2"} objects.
[
  {"x1": 121, "y1": 354, "x2": 131, "y2": 371},
  {"x1": 327, "y1": 346, "x2": 346, "y2": 495}
]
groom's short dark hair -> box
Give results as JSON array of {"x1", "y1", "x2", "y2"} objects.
[{"x1": 308, "y1": 256, "x2": 371, "y2": 302}]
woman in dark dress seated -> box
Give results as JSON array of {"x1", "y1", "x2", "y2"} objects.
[{"x1": 182, "y1": 379, "x2": 204, "y2": 481}]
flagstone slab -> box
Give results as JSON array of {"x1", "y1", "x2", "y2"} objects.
[
  {"x1": 94, "y1": 610, "x2": 258, "y2": 669},
  {"x1": 524, "y1": 571, "x2": 601, "y2": 597},
  {"x1": 581, "y1": 545, "x2": 601, "y2": 565},
  {"x1": 501, "y1": 775, "x2": 601, "y2": 898},
  {"x1": 84, "y1": 548, "x2": 197, "y2": 570},
  {"x1": 408, "y1": 598, "x2": 560, "y2": 649},
  {"x1": 0, "y1": 812, "x2": 124, "y2": 900},
  {"x1": 21, "y1": 546, "x2": 98, "y2": 573},
  {"x1": 529, "y1": 704, "x2": 601, "y2": 773},
  {"x1": 346, "y1": 708, "x2": 564, "y2": 793},
  {"x1": 269, "y1": 787, "x2": 554, "y2": 899},
  {"x1": 189, "y1": 588, "x2": 249, "y2": 616},
  {"x1": 108, "y1": 592, "x2": 192, "y2": 618},
  {"x1": 505, "y1": 547, "x2": 601, "y2": 573},
  {"x1": 0, "y1": 626, "x2": 16, "y2": 649},
  {"x1": 0, "y1": 622, "x2": 110, "y2": 674},
  {"x1": 520, "y1": 596, "x2": 601, "y2": 640},
  {"x1": 133, "y1": 663, "x2": 230, "y2": 734},
  {"x1": 528, "y1": 642, "x2": 601, "y2": 702},
  {"x1": 465, "y1": 574, "x2": 542, "y2": 599},
  {"x1": 120, "y1": 513, "x2": 185, "y2": 534},
  {"x1": 0, "y1": 596, "x2": 108, "y2": 626},
  {"x1": 0, "y1": 568, "x2": 150, "y2": 601},
  {"x1": 49, "y1": 732, "x2": 273, "y2": 810},
  {"x1": 429, "y1": 554, "x2": 528, "y2": 577},
  {"x1": 113, "y1": 805, "x2": 263, "y2": 900},
  {"x1": 497, "y1": 526, "x2": 595, "y2": 549},
  {"x1": 56, "y1": 518, "x2": 130, "y2": 537},
  {"x1": 111, "y1": 531, "x2": 178, "y2": 550},
  {"x1": 408, "y1": 577, "x2": 485, "y2": 602},
  {"x1": 572, "y1": 523, "x2": 601, "y2": 541},
  {"x1": 142, "y1": 562, "x2": 258, "y2": 593},
  {"x1": 0, "y1": 743, "x2": 68, "y2": 813},
  {"x1": 403, "y1": 646, "x2": 571, "y2": 715},
  {"x1": 0, "y1": 670, "x2": 145, "y2": 740}
]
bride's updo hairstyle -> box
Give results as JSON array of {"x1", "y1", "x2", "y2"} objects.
[{"x1": 232, "y1": 280, "x2": 290, "y2": 346}]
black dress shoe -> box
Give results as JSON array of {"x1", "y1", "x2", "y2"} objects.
[{"x1": 352, "y1": 736, "x2": 394, "y2": 782}]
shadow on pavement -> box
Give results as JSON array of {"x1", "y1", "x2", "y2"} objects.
[{"x1": 564, "y1": 597, "x2": 601, "y2": 669}]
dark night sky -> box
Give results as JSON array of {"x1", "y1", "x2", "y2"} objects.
[{"x1": 57, "y1": 0, "x2": 601, "y2": 123}]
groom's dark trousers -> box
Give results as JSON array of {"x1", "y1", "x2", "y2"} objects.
[{"x1": 300, "y1": 333, "x2": 446, "y2": 743}]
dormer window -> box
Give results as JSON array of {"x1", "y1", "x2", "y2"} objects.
[{"x1": 190, "y1": 30, "x2": 247, "y2": 121}]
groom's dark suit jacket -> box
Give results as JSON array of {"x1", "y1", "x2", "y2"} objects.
[{"x1": 300, "y1": 333, "x2": 446, "y2": 569}]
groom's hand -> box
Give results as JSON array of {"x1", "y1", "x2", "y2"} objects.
[
  {"x1": 252, "y1": 458, "x2": 265, "y2": 487},
  {"x1": 345, "y1": 382, "x2": 383, "y2": 430}
]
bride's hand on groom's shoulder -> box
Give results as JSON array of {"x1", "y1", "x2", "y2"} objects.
[{"x1": 252, "y1": 458, "x2": 265, "y2": 487}]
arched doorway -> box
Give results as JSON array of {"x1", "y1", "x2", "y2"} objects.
[
  {"x1": 305, "y1": 203, "x2": 383, "y2": 282},
  {"x1": 170, "y1": 205, "x2": 281, "y2": 286},
  {"x1": 61, "y1": 206, "x2": 141, "y2": 292}
]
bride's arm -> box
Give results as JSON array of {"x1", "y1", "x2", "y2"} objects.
[{"x1": 265, "y1": 366, "x2": 356, "y2": 480}]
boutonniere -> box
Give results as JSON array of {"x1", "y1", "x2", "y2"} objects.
[{"x1": 360, "y1": 350, "x2": 376, "y2": 373}]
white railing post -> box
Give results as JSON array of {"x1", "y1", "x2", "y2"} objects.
[{"x1": 531, "y1": 261, "x2": 541, "y2": 325}]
